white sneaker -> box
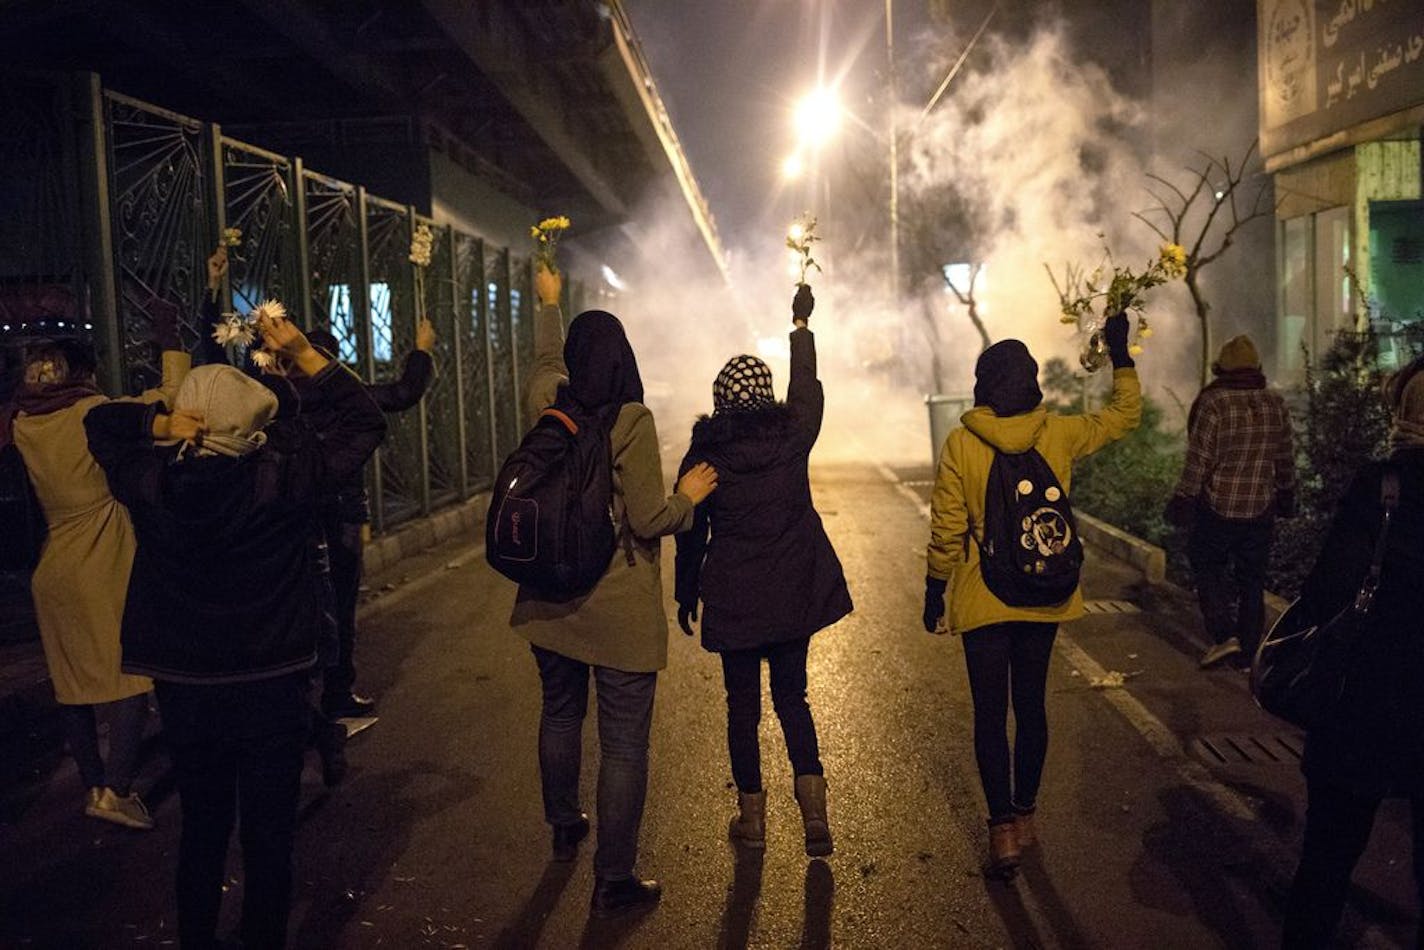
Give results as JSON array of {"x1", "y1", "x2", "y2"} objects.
[
  {"x1": 1199, "y1": 637, "x2": 1242, "y2": 669},
  {"x1": 85, "y1": 787, "x2": 154, "y2": 830}
]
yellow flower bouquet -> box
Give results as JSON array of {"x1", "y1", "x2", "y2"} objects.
[
  {"x1": 1045, "y1": 242, "x2": 1186, "y2": 371},
  {"x1": 531, "y1": 216, "x2": 572, "y2": 275}
]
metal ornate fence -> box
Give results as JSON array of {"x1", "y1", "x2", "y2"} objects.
[{"x1": 1, "y1": 76, "x2": 549, "y2": 535}]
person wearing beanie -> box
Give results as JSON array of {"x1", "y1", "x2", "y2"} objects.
[
  {"x1": 1281, "y1": 354, "x2": 1424, "y2": 947},
  {"x1": 923, "y1": 311, "x2": 1141, "y2": 877},
  {"x1": 675, "y1": 283, "x2": 851, "y2": 860},
  {"x1": 200, "y1": 244, "x2": 436, "y2": 722},
  {"x1": 1166, "y1": 333, "x2": 1297, "y2": 669},
  {"x1": 85, "y1": 311, "x2": 386, "y2": 949}
]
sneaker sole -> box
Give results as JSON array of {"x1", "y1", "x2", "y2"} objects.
[{"x1": 85, "y1": 807, "x2": 153, "y2": 830}]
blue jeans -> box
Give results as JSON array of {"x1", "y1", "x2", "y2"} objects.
[{"x1": 531, "y1": 646, "x2": 656, "y2": 881}]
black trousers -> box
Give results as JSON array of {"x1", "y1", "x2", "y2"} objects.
[
  {"x1": 321, "y1": 518, "x2": 364, "y2": 706},
  {"x1": 156, "y1": 673, "x2": 308, "y2": 950},
  {"x1": 1282, "y1": 776, "x2": 1424, "y2": 949},
  {"x1": 961, "y1": 622, "x2": 1058, "y2": 823},
  {"x1": 720, "y1": 637, "x2": 823, "y2": 794},
  {"x1": 1188, "y1": 509, "x2": 1273, "y2": 656}
]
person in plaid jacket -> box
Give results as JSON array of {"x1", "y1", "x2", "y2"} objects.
[{"x1": 1167, "y1": 334, "x2": 1297, "y2": 668}]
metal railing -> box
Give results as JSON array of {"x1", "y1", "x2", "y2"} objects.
[{"x1": 3, "y1": 73, "x2": 543, "y2": 534}]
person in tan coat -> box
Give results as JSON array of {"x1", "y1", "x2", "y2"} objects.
[
  {"x1": 509, "y1": 265, "x2": 717, "y2": 919},
  {"x1": 3, "y1": 336, "x2": 191, "y2": 829}
]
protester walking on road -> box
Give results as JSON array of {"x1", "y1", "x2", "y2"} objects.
[
  {"x1": 4, "y1": 326, "x2": 192, "y2": 831},
  {"x1": 203, "y1": 243, "x2": 436, "y2": 723},
  {"x1": 508, "y1": 264, "x2": 717, "y2": 920},
  {"x1": 923, "y1": 311, "x2": 1142, "y2": 877},
  {"x1": 674, "y1": 283, "x2": 850, "y2": 858},
  {"x1": 86, "y1": 310, "x2": 386, "y2": 949},
  {"x1": 1280, "y1": 355, "x2": 1424, "y2": 949},
  {"x1": 1166, "y1": 334, "x2": 1297, "y2": 668}
]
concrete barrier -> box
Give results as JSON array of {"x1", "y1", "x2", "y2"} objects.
[
  {"x1": 1078, "y1": 511, "x2": 1166, "y2": 583},
  {"x1": 1079, "y1": 510, "x2": 1294, "y2": 643}
]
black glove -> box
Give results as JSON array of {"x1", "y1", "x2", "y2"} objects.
[
  {"x1": 1164, "y1": 494, "x2": 1197, "y2": 528},
  {"x1": 677, "y1": 602, "x2": 698, "y2": 636},
  {"x1": 1275, "y1": 488, "x2": 1297, "y2": 520},
  {"x1": 1104, "y1": 311, "x2": 1133, "y2": 369},
  {"x1": 792, "y1": 284, "x2": 814, "y2": 324},
  {"x1": 923, "y1": 576, "x2": 948, "y2": 633}
]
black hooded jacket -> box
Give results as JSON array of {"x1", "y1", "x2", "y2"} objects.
[
  {"x1": 1297, "y1": 448, "x2": 1424, "y2": 796},
  {"x1": 84, "y1": 362, "x2": 386, "y2": 684},
  {"x1": 675, "y1": 327, "x2": 852, "y2": 652}
]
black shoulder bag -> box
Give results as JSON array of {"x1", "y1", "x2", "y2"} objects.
[{"x1": 1250, "y1": 467, "x2": 1400, "y2": 731}]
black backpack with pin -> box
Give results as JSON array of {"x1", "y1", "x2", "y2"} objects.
[
  {"x1": 485, "y1": 402, "x2": 619, "y2": 599},
  {"x1": 977, "y1": 447, "x2": 1083, "y2": 607}
]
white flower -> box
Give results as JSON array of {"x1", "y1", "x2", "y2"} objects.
[
  {"x1": 250, "y1": 298, "x2": 287, "y2": 323},
  {"x1": 212, "y1": 315, "x2": 255, "y2": 348},
  {"x1": 410, "y1": 224, "x2": 434, "y2": 268},
  {"x1": 250, "y1": 348, "x2": 277, "y2": 371}
]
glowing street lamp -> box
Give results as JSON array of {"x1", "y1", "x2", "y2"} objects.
[{"x1": 793, "y1": 88, "x2": 841, "y2": 150}]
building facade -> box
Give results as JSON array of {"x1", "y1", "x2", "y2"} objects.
[{"x1": 1259, "y1": 0, "x2": 1424, "y2": 378}]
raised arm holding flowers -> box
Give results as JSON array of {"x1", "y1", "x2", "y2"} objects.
[{"x1": 1045, "y1": 241, "x2": 1187, "y2": 373}]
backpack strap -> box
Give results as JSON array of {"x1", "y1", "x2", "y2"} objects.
[
  {"x1": 1354, "y1": 465, "x2": 1399, "y2": 613},
  {"x1": 540, "y1": 408, "x2": 578, "y2": 434}
]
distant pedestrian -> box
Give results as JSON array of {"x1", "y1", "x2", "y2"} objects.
[
  {"x1": 4, "y1": 326, "x2": 191, "y2": 830},
  {"x1": 674, "y1": 283, "x2": 850, "y2": 858},
  {"x1": 86, "y1": 311, "x2": 386, "y2": 949},
  {"x1": 1166, "y1": 334, "x2": 1296, "y2": 668},
  {"x1": 510, "y1": 264, "x2": 717, "y2": 920},
  {"x1": 1281, "y1": 354, "x2": 1424, "y2": 949},
  {"x1": 923, "y1": 311, "x2": 1141, "y2": 877}
]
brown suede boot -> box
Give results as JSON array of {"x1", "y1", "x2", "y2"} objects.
[
  {"x1": 728, "y1": 791, "x2": 766, "y2": 849},
  {"x1": 794, "y1": 775, "x2": 833, "y2": 857},
  {"x1": 1013, "y1": 810, "x2": 1036, "y2": 849},
  {"x1": 988, "y1": 821, "x2": 1021, "y2": 878}
]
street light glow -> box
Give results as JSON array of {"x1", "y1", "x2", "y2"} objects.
[
  {"x1": 794, "y1": 88, "x2": 841, "y2": 149},
  {"x1": 781, "y1": 152, "x2": 804, "y2": 180}
]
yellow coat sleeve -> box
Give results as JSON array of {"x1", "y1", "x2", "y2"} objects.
[
  {"x1": 927, "y1": 430, "x2": 969, "y2": 581},
  {"x1": 1058, "y1": 367, "x2": 1142, "y2": 460}
]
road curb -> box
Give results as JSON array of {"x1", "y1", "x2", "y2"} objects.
[
  {"x1": 1079, "y1": 511, "x2": 1293, "y2": 650},
  {"x1": 1078, "y1": 512, "x2": 1166, "y2": 583}
]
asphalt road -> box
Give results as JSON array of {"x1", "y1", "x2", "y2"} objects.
[{"x1": 0, "y1": 462, "x2": 1417, "y2": 948}]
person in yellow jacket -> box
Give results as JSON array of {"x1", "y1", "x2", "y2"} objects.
[{"x1": 923, "y1": 311, "x2": 1141, "y2": 877}]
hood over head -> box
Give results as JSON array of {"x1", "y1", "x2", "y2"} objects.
[
  {"x1": 973, "y1": 340, "x2": 1042, "y2": 418},
  {"x1": 562, "y1": 310, "x2": 643, "y2": 415},
  {"x1": 174, "y1": 364, "x2": 278, "y2": 458}
]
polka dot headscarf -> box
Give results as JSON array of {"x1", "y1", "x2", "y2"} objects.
[{"x1": 713, "y1": 354, "x2": 775, "y2": 413}]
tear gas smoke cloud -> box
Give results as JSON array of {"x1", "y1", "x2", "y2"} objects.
[{"x1": 577, "y1": 19, "x2": 1261, "y2": 468}]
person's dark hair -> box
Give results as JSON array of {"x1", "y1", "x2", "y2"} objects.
[{"x1": 23, "y1": 338, "x2": 99, "y2": 386}]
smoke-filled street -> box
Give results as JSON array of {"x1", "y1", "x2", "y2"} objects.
[{"x1": 2, "y1": 462, "x2": 1416, "y2": 949}]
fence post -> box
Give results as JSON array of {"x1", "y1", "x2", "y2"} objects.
[
  {"x1": 503, "y1": 250, "x2": 520, "y2": 438},
  {"x1": 355, "y1": 186, "x2": 384, "y2": 533},
  {"x1": 408, "y1": 205, "x2": 431, "y2": 516},
  {"x1": 480, "y1": 239, "x2": 501, "y2": 469},
  {"x1": 74, "y1": 73, "x2": 121, "y2": 393},
  {"x1": 292, "y1": 158, "x2": 313, "y2": 330},
  {"x1": 207, "y1": 123, "x2": 227, "y2": 293},
  {"x1": 448, "y1": 225, "x2": 470, "y2": 498}
]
